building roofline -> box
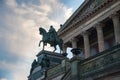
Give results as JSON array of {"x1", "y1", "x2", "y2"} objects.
[{"x1": 58, "y1": 0, "x2": 89, "y2": 33}]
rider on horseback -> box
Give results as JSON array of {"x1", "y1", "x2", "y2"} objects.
[
  {"x1": 48, "y1": 25, "x2": 58, "y2": 46},
  {"x1": 39, "y1": 26, "x2": 63, "y2": 52}
]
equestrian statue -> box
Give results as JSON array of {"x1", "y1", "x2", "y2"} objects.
[{"x1": 39, "y1": 25, "x2": 63, "y2": 53}]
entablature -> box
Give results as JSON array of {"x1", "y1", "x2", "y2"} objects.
[{"x1": 58, "y1": 0, "x2": 118, "y2": 36}]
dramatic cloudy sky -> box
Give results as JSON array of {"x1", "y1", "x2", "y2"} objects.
[{"x1": 0, "y1": 0, "x2": 84, "y2": 80}]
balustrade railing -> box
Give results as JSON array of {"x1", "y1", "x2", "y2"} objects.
[
  {"x1": 79, "y1": 44, "x2": 120, "y2": 79},
  {"x1": 47, "y1": 64, "x2": 65, "y2": 79}
]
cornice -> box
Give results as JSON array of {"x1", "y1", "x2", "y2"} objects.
[
  {"x1": 58, "y1": 0, "x2": 89, "y2": 33},
  {"x1": 58, "y1": 0, "x2": 115, "y2": 36}
]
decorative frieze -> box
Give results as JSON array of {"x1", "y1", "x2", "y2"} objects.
[
  {"x1": 47, "y1": 64, "x2": 65, "y2": 79},
  {"x1": 71, "y1": 0, "x2": 109, "y2": 27},
  {"x1": 58, "y1": 0, "x2": 115, "y2": 36},
  {"x1": 79, "y1": 45, "x2": 120, "y2": 78}
]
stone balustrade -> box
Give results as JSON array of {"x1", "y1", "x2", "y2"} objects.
[
  {"x1": 61, "y1": 69, "x2": 71, "y2": 80},
  {"x1": 79, "y1": 44, "x2": 120, "y2": 79},
  {"x1": 47, "y1": 64, "x2": 65, "y2": 79}
]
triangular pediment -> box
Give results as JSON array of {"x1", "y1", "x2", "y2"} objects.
[{"x1": 58, "y1": 0, "x2": 112, "y2": 34}]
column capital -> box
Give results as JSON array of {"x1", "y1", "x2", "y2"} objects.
[
  {"x1": 81, "y1": 31, "x2": 89, "y2": 36},
  {"x1": 70, "y1": 38, "x2": 78, "y2": 42},
  {"x1": 95, "y1": 22, "x2": 105, "y2": 29},
  {"x1": 110, "y1": 13, "x2": 119, "y2": 19}
]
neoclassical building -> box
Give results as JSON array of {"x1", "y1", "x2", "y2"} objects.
[
  {"x1": 28, "y1": 0, "x2": 120, "y2": 80},
  {"x1": 58, "y1": 0, "x2": 120, "y2": 58}
]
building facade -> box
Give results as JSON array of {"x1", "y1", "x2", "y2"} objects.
[
  {"x1": 58, "y1": 0, "x2": 120, "y2": 80},
  {"x1": 58, "y1": 0, "x2": 120, "y2": 58},
  {"x1": 28, "y1": 0, "x2": 120, "y2": 80}
]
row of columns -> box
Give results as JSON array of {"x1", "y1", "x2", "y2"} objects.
[
  {"x1": 112, "y1": 14, "x2": 120, "y2": 44},
  {"x1": 63, "y1": 13, "x2": 120, "y2": 58},
  {"x1": 82, "y1": 31, "x2": 90, "y2": 58}
]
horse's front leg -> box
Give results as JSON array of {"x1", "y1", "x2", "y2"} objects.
[
  {"x1": 43, "y1": 43, "x2": 44, "y2": 50},
  {"x1": 53, "y1": 46, "x2": 56, "y2": 52},
  {"x1": 39, "y1": 40, "x2": 43, "y2": 47}
]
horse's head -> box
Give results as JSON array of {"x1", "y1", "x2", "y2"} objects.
[
  {"x1": 39, "y1": 27, "x2": 48, "y2": 36},
  {"x1": 39, "y1": 27, "x2": 42, "y2": 34}
]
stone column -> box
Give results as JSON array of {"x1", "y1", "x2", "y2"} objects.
[
  {"x1": 71, "y1": 38, "x2": 78, "y2": 48},
  {"x1": 82, "y1": 31, "x2": 90, "y2": 58},
  {"x1": 111, "y1": 14, "x2": 120, "y2": 44},
  {"x1": 63, "y1": 44, "x2": 67, "y2": 53},
  {"x1": 70, "y1": 38, "x2": 78, "y2": 57},
  {"x1": 96, "y1": 23, "x2": 105, "y2": 52}
]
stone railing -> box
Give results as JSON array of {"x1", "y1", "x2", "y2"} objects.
[
  {"x1": 61, "y1": 69, "x2": 71, "y2": 80},
  {"x1": 79, "y1": 44, "x2": 120, "y2": 79},
  {"x1": 47, "y1": 64, "x2": 65, "y2": 79}
]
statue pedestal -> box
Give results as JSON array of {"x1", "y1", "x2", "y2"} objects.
[
  {"x1": 37, "y1": 50, "x2": 67, "y2": 67},
  {"x1": 29, "y1": 50, "x2": 68, "y2": 80},
  {"x1": 70, "y1": 56, "x2": 83, "y2": 80},
  {"x1": 70, "y1": 48, "x2": 83, "y2": 80}
]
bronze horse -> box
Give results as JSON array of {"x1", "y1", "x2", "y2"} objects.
[{"x1": 39, "y1": 27, "x2": 63, "y2": 53}]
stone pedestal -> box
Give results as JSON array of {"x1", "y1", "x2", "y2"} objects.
[
  {"x1": 70, "y1": 56, "x2": 82, "y2": 80},
  {"x1": 70, "y1": 48, "x2": 82, "y2": 80}
]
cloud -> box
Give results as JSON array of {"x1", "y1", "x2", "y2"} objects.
[
  {"x1": 1, "y1": 0, "x2": 74, "y2": 57},
  {"x1": 0, "y1": 78, "x2": 7, "y2": 80},
  {"x1": 0, "y1": 0, "x2": 74, "y2": 80},
  {"x1": 0, "y1": 60, "x2": 30, "y2": 80},
  {"x1": 64, "y1": 8, "x2": 73, "y2": 20}
]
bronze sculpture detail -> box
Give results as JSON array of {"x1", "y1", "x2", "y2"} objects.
[{"x1": 39, "y1": 26, "x2": 63, "y2": 53}]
